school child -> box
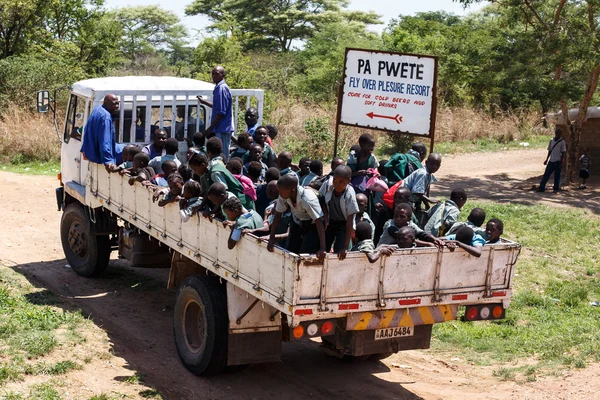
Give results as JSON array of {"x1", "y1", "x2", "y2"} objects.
[
  {"x1": 485, "y1": 218, "x2": 504, "y2": 244},
  {"x1": 188, "y1": 152, "x2": 210, "y2": 193},
  {"x1": 309, "y1": 158, "x2": 342, "y2": 191},
  {"x1": 374, "y1": 186, "x2": 414, "y2": 244},
  {"x1": 442, "y1": 226, "x2": 484, "y2": 258},
  {"x1": 192, "y1": 131, "x2": 205, "y2": 148},
  {"x1": 245, "y1": 181, "x2": 291, "y2": 247},
  {"x1": 408, "y1": 142, "x2": 428, "y2": 162},
  {"x1": 378, "y1": 203, "x2": 442, "y2": 247},
  {"x1": 297, "y1": 157, "x2": 313, "y2": 186},
  {"x1": 265, "y1": 124, "x2": 278, "y2": 147},
  {"x1": 204, "y1": 137, "x2": 255, "y2": 210},
  {"x1": 401, "y1": 153, "x2": 442, "y2": 216},
  {"x1": 204, "y1": 182, "x2": 236, "y2": 220},
  {"x1": 579, "y1": 148, "x2": 591, "y2": 189},
  {"x1": 179, "y1": 180, "x2": 203, "y2": 222},
  {"x1": 151, "y1": 160, "x2": 179, "y2": 187},
  {"x1": 149, "y1": 138, "x2": 181, "y2": 174},
  {"x1": 253, "y1": 126, "x2": 277, "y2": 167},
  {"x1": 355, "y1": 193, "x2": 375, "y2": 239},
  {"x1": 245, "y1": 161, "x2": 263, "y2": 184},
  {"x1": 255, "y1": 167, "x2": 280, "y2": 218},
  {"x1": 277, "y1": 152, "x2": 298, "y2": 178},
  {"x1": 128, "y1": 153, "x2": 155, "y2": 186},
  {"x1": 267, "y1": 174, "x2": 327, "y2": 260},
  {"x1": 230, "y1": 132, "x2": 253, "y2": 160},
  {"x1": 243, "y1": 144, "x2": 268, "y2": 181},
  {"x1": 446, "y1": 207, "x2": 487, "y2": 238},
  {"x1": 395, "y1": 225, "x2": 416, "y2": 249},
  {"x1": 351, "y1": 221, "x2": 394, "y2": 263},
  {"x1": 155, "y1": 173, "x2": 184, "y2": 207},
  {"x1": 222, "y1": 196, "x2": 264, "y2": 250},
  {"x1": 115, "y1": 145, "x2": 138, "y2": 173},
  {"x1": 423, "y1": 188, "x2": 467, "y2": 237},
  {"x1": 177, "y1": 164, "x2": 194, "y2": 183},
  {"x1": 348, "y1": 133, "x2": 378, "y2": 178},
  {"x1": 227, "y1": 158, "x2": 257, "y2": 201},
  {"x1": 319, "y1": 165, "x2": 359, "y2": 260}
]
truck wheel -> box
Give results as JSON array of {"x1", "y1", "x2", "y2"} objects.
[
  {"x1": 60, "y1": 204, "x2": 111, "y2": 277},
  {"x1": 173, "y1": 275, "x2": 228, "y2": 375}
]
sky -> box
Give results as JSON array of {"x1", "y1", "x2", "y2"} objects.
[{"x1": 103, "y1": 0, "x2": 487, "y2": 44}]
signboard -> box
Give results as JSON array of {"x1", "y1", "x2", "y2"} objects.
[{"x1": 338, "y1": 48, "x2": 438, "y2": 137}]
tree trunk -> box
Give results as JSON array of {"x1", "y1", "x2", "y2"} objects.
[{"x1": 566, "y1": 65, "x2": 600, "y2": 183}]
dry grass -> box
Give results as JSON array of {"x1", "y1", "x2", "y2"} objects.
[
  {"x1": 268, "y1": 101, "x2": 552, "y2": 160},
  {"x1": 0, "y1": 105, "x2": 61, "y2": 163}
]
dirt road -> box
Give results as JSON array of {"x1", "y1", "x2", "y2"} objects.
[{"x1": 1, "y1": 148, "x2": 599, "y2": 399}]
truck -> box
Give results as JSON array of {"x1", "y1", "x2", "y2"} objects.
[{"x1": 38, "y1": 76, "x2": 521, "y2": 375}]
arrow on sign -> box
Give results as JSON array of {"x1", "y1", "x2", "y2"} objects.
[{"x1": 366, "y1": 112, "x2": 403, "y2": 124}]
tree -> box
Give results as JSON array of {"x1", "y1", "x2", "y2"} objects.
[
  {"x1": 0, "y1": 0, "x2": 47, "y2": 58},
  {"x1": 460, "y1": 0, "x2": 600, "y2": 182},
  {"x1": 111, "y1": 5, "x2": 189, "y2": 64},
  {"x1": 185, "y1": 0, "x2": 381, "y2": 52}
]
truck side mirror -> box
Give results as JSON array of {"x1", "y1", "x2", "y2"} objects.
[{"x1": 37, "y1": 90, "x2": 50, "y2": 113}]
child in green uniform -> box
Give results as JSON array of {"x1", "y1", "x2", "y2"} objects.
[
  {"x1": 203, "y1": 137, "x2": 255, "y2": 210},
  {"x1": 222, "y1": 196, "x2": 264, "y2": 249},
  {"x1": 253, "y1": 126, "x2": 277, "y2": 168},
  {"x1": 351, "y1": 221, "x2": 394, "y2": 263}
]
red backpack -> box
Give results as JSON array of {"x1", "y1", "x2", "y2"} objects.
[{"x1": 382, "y1": 180, "x2": 403, "y2": 209}]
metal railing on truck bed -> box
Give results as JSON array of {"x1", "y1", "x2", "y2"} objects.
[{"x1": 85, "y1": 163, "x2": 520, "y2": 326}]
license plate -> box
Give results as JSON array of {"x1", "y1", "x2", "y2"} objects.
[{"x1": 374, "y1": 326, "x2": 414, "y2": 340}]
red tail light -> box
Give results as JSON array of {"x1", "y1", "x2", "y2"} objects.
[
  {"x1": 321, "y1": 321, "x2": 334, "y2": 335},
  {"x1": 466, "y1": 307, "x2": 479, "y2": 321}
]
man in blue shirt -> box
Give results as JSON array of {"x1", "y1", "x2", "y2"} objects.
[
  {"x1": 81, "y1": 94, "x2": 120, "y2": 172},
  {"x1": 198, "y1": 66, "x2": 233, "y2": 161}
]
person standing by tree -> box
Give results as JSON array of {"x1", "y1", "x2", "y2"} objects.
[
  {"x1": 537, "y1": 128, "x2": 567, "y2": 194},
  {"x1": 80, "y1": 94, "x2": 121, "y2": 173},
  {"x1": 198, "y1": 66, "x2": 233, "y2": 160}
]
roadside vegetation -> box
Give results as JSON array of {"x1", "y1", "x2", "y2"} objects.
[
  {"x1": 432, "y1": 201, "x2": 600, "y2": 381},
  {"x1": 0, "y1": 266, "x2": 163, "y2": 400}
]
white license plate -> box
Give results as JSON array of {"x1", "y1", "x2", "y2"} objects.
[{"x1": 374, "y1": 326, "x2": 414, "y2": 340}]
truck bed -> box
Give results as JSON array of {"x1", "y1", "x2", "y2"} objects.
[{"x1": 85, "y1": 163, "x2": 520, "y2": 326}]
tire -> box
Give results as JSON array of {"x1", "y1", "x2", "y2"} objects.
[
  {"x1": 60, "y1": 203, "x2": 111, "y2": 277},
  {"x1": 173, "y1": 275, "x2": 228, "y2": 375}
]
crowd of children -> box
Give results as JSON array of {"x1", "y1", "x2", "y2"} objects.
[{"x1": 114, "y1": 109, "x2": 507, "y2": 260}]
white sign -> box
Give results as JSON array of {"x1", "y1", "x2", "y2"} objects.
[{"x1": 339, "y1": 49, "x2": 437, "y2": 136}]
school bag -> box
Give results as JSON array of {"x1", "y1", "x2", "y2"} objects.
[{"x1": 384, "y1": 153, "x2": 422, "y2": 185}]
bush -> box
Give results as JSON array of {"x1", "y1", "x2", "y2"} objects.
[{"x1": 0, "y1": 54, "x2": 86, "y2": 110}]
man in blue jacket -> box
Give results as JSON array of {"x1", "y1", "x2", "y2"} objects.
[
  {"x1": 198, "y1": 66, "x2": 233, "y2": 160},
  {"x1": 81, "y1": 94, "x2": 121, "y2": 172}
]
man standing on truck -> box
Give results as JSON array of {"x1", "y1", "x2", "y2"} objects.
[
  {"x1": 198, "y1": 66, "x2": 233, "y2": 161},
  {"x1": 80, "y1": 94, "x2": 121, "y2": 172}
]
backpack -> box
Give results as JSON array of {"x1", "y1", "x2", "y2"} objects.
[{"x1": 384, "y1": 153, "x2": 422, "y2": 184}]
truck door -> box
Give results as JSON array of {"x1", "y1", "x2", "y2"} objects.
[{"x1": 61, "y1": 94, "x2": 88, "y2": 185}]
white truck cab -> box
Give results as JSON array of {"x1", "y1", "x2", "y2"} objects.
[{"x1": 39, "y1": 76, "x2": 520, "y2": 376}]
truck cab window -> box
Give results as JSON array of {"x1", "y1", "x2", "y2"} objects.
[{"x1": 64, "y1": 95, "x2": 86, "y2": 142}]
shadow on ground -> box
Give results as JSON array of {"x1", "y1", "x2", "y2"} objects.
[
  {"x1": 435, "y1": 172, "x2": 600, "y2": 215},
  {"x1": 12, "y1": 259, "x2": 423, "y2": 400}
]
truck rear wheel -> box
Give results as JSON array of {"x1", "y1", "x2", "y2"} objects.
[
  {"x1": 173, "y1": 275, "x2": 228, "y2": 375},
  {"x1": 60, "y1": 204, "x2": 111, "y2": 277}
]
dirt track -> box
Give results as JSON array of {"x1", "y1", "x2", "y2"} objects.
[{"x1": 1, "y1": 148, "x2": 600, "y2": 399}]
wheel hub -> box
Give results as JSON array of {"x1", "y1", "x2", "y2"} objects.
[
  {"x1": 183, "y1": 299, "x2": 206, "y2": 354},
  {"x1": 68, "y1": 222, "x2": 88, "y2": 257}
]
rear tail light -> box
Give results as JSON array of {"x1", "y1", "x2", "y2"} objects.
[
  {"x1": 321, "y1": 321, "x2": 334, "y2": 335},
  {"x1": 290, "y1": 320, "x2": 336, "y2": 340},
  {"x1": 293, "y1": 326, "x2": 304, "y2": 339},
  {"x1": 306, "y1": 323, "x2": 319, "y2": 336},
  {"x1": 463, "y1": 304, "x2": 505, "y2": 321}
]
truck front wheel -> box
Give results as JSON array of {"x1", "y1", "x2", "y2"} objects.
[
  {"x1": 60, "y1": 203, "x2": 111, "y2": 277},
  {"x1": 173, "y1": 275, "x2": 228, "y2": 375}
]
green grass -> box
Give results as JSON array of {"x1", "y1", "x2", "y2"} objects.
[
  {"x1": 433, "y1": 135, "x2": 550, "y2": 155},
  {"x1": 432, "y1": 201, "x2": 600, "y2": 377},
  {"x1": 0, "y1": 160, "x2": 60, "y2": 176},
  {"x1": 0, "y1": 268, "x2": 87, "y2": 385}
]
